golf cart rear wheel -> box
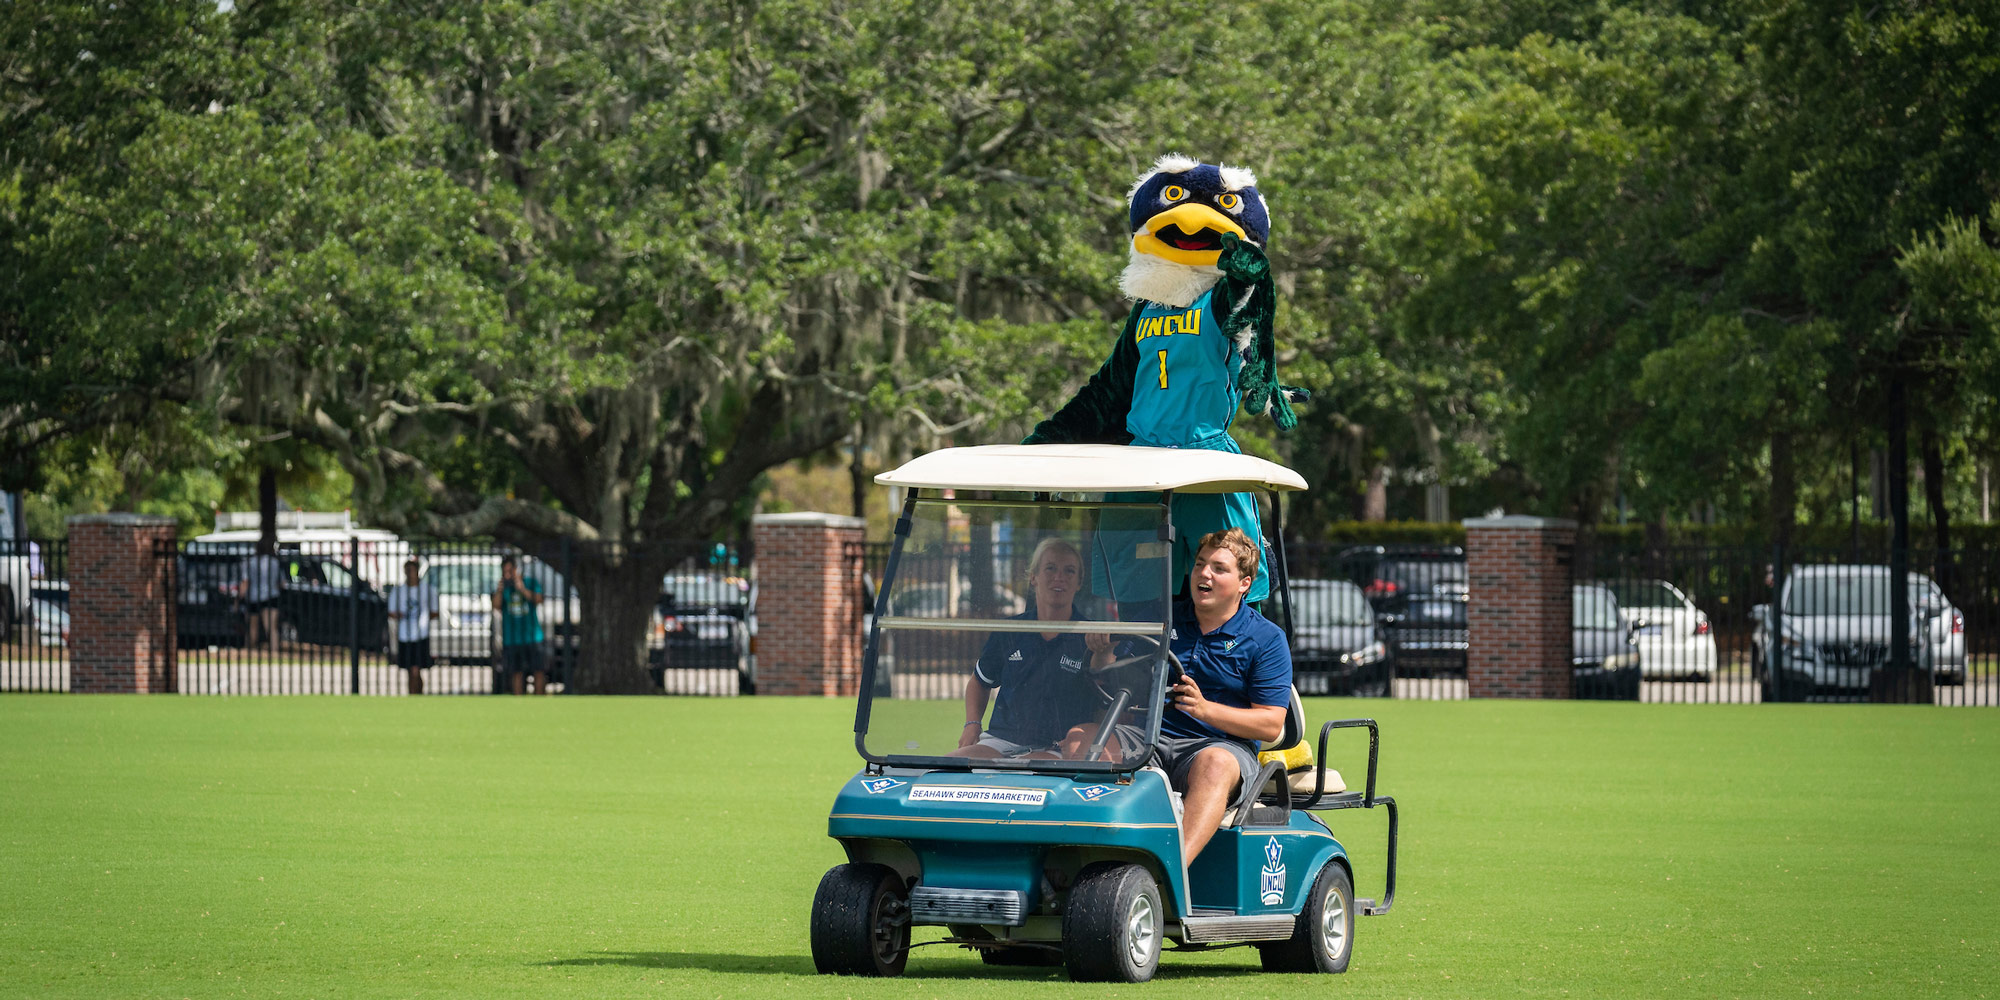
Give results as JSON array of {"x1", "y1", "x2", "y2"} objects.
[
  {"x1": 1061, "y1": 862, "x2": 1162, "y2": 983},
  {"x1": 810, "y1": 863, "x2": 909, "y2": 977},
  {"x1": 1259, "y1": 861, "x2": 1354, "y2": 973}
]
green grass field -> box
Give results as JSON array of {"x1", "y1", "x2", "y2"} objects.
[{"x1": 1, "y1": 696, "x2": 1993, "y2": 999}]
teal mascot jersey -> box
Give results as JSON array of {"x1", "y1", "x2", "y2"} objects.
[{"x1": 1025, "y1": 155, "x2": 1306, "y2": 606}]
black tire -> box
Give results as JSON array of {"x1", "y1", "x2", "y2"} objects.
[
  {"x1": 1259, "y1": 861, "x2": 1354, "y2": 973},
  {"x1": 1061, "y1": 862, "x2": 1162, "y2": 983},
  {"x1": 810, "y1": 863, "x2": 909, "y2": 977}
]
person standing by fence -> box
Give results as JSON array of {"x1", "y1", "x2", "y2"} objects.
[
  {"x1": 387, "y1": 558, "x2": 439, "y2": 695},
  {"x1": 237, "y1": 540, "x2": 284, "y2": 653},
  {"x1": 494, "y1": 555, "x2": 547, "y2": 695}
]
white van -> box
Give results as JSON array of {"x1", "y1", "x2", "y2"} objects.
[{"x1": 195, "y1": 511, "x2": 409, "y2": 589}]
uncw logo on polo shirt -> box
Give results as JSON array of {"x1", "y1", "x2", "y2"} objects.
[{"x1": 1223, "y1": 638, "x2": 1240, "y2": 652}]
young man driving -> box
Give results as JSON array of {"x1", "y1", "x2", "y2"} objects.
[{"x1": 1108, "y1": 527, "x2": 1292, "y2": 866}]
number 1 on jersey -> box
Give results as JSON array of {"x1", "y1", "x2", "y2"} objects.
[{"x1": 1156, "y1": 349, "x2": 1168, "y2": 389}]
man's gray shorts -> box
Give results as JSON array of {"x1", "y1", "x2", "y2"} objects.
[
  {"x1": 974, "y1": 733, "x2": 1040, "y2": 756},
  {"x1": 1112, "y1": 727, "x2": 1259, "y2": 791}
]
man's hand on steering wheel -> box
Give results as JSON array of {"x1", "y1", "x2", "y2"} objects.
[
  {"x1": 1169, "y1": 674, "x2": 1212, "y2": 724},
  {"x1": 1088, "y1": 634, "x2": 1184, "y2": 700}
]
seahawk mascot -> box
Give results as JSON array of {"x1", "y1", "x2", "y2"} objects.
[{"x1": 1024, "y1": 154, "x2": 1306, "y2": 608}]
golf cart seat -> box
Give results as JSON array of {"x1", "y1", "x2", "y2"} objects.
[{"x1": 1223, "y1": 689, "x2": 1345, "y2": 827}]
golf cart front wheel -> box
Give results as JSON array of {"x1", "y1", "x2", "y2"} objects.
[
  {"x1": 1259, "y1": 861, "x2": 1354, "y2": 973},
  {"x1": 810, "y1": 863, "x2": 909, "y2": 976},
  {"x1": 1062, "y1": 862, "x2": 1162, "y2": 983}
]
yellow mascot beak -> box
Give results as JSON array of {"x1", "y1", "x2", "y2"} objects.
[{"x1": 1131, "y1": 202, "x2": 1250, "y2": 267}]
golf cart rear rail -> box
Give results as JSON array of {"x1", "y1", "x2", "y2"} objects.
[{"x1": 1290, "y1": 718, "x2": 1397, "y2": 916}]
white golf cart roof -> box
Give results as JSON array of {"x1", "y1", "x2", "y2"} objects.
[{"x1": 876, "y1": 444, "x2": 1306, "y2": 494}]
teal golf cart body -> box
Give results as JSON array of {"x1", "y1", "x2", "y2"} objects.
[{"x1": 810, "y1": 444, "x2": 1399, "y2": 982}]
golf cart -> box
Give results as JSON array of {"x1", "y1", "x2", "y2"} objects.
[{"x1": 810, "y1": 444, "x2": 1399, "y2": 982}]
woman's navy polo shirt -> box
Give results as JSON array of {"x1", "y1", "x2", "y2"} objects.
[
  {"x1": 1161, "y1": 601, "x2": 1293, "y2": 746},
  {"x1": 974, "y1": 611, "x2": 1104, "y2": 747}
]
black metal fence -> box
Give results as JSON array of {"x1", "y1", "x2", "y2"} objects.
[
  {"x1": 1283, "y1": 543, "x2": 1468, "y2": 701},
  {"x1": 1583, "y1": 544, "x2": 1997, "y2": 705},
  {"x1": 13, "y1": 525, "x2": 1996, "y2": 707},
  {"x1": 854, "y1": 539, "x2": 1025, "y2": 701},
  {"x1": 167, "y1": 537, "x2": 752, "y2": 696},
  {"x1": 0, "y1": 538, "x2": 68, "y2": 692},
  {"x1": 0, "y1": 536, "x2": 751, "y2": 695}
]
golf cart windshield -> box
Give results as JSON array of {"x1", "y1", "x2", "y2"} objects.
[{"x1": 858, "y1": 493, "x2": 1177, "y2": 773}]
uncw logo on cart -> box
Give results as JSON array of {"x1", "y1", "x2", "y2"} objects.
[{"x1": 1259, "y1": 837, "x2": 1287, "y2": 905}]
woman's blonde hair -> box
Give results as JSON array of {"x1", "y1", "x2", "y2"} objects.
[{"x1": 1024, "y1": 537, "x2": 1084, "y2": 594}]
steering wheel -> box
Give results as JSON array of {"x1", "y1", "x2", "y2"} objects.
[
  {"x1": 1088, "y1": 633, "x2": 1183, "y2": 699},
  {"x1": 1078, "y1": 634, "x2": 1181, "y2": 763}
]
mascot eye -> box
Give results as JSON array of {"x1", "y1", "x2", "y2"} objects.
[
  {"x1": 1160, "y1": 185, "x2": 1188, "y2": 203},
  {"x1": 1217, "y1": 192, "x2": 1243, "y2": 212}
]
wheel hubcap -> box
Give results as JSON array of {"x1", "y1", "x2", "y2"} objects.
[
  {"x1": 872, "y1": 893, "x2": 909, "y2": 964},
  {"x1": 1320, "y1": 883, "x2": 1348, "y2": 958},
  {"x1": 1125, "y1": 892, "x2": 1158, "y2": 968}
]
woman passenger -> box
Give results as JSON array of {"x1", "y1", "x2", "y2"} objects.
[{"x1": 952, "y1": 538, "x2": 1115, "y2": 758}]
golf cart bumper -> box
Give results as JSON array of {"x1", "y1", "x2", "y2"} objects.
[{"x1": 828, "y1": 768, "x2": 1188, "y2": 919}]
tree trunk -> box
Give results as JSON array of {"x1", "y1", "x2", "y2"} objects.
[
  {"x1": 849, "y1": 420, "x2": 867, "y2": 520},
  {"x1": 258, "y1": 466, "x2": 278, "y2": 552},
  {"x1": 1361, "y1": 466, "x2": 1388, "y2": 522},
  {"x1": 967, "y1": 517, "x2": 997, "y2": 618},
  {"x1": 1886, "y1": 376, "x2": 1914, "y2": 695},
  {"x1": 568, "y1": 544, "x2": 672, "y2": 694},
  {"x1": 1643, "y1": 513, "x2": 1668, "y2": 581},
  {"x1": 1921, "y1": 425, "x2": 1950, "y2": 553},
  {"x1": 1769, "y1": 430, "x2": 1795, "y2": 555}
]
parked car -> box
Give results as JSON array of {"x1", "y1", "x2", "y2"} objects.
[
  {"x1": 1286, "y1": 578, "x2": 1391, "y2": 696},
  {"x1": 418, "y1": 554, "x2": 578, "y2": 665},
  {"x1": 1750, "y1": 565, "x2": 1939, "y2": 700},
  {"x1": 194, "y1": 512, "x2": 408, "y2": 589},
  {"x1": 1601, "y1": 578, "x2": 1718, "y2": 680},
  {"x1": 1571, "y1": 585, "x2": 1640, "y2": 700},
  {"x1": 0, "y1": 540, "x2": 42, "y2": 641},
  {"x1": 1375, "y1": 591, "x2": 1467, "y2": 677},
  {"x1": 176, "y1": 546, "x2": 389, "y2": 650},
  {"x1": 176, "y1": 549, "x2": 247, "y2": 648},
  {"x1": 278, "y1": 553, "x2": 391, "y2": 650},
  {"x1": 889, "y1": 582, "x2": 1028, "y2": 618},
  {"x1": 1909, "y1": 575, "x2": 1967, "y2": 685},
  {"x1": 1336, "y1": 545, "x2": 1467, "y2": 610},
  {"x1": 648, "y1": 571, "x2": 753, "y2": 685},
  {"x1": 30, "y1": 595, "x2": 68, "y2": 647},
  {"x1": 660, "y1": 571, "x2": 752, "y2": 618}
]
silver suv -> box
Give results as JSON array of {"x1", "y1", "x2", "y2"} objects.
[{"x1": 1751, "y1": 565, "x2": 1963, "y2": 699}]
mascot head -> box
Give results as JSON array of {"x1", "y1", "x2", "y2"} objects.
[{"x1": 1119, "y1": 154, "x2": 1269, "y2": 308}]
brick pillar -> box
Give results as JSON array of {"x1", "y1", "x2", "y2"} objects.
[
  {"x1": 752, "y1": 512, "x2": 866, "y2": 696},
  {"x1": 68, "y1": 514, "x2": 178, "y2": 693},
  {"x1": 1464, "y1": 515, "x2": 1575, "y2": 699}
]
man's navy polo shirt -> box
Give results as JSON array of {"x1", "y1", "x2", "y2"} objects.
[{"x1": 1160, "y1": 600, "x2": 1293, "y2": 747}]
